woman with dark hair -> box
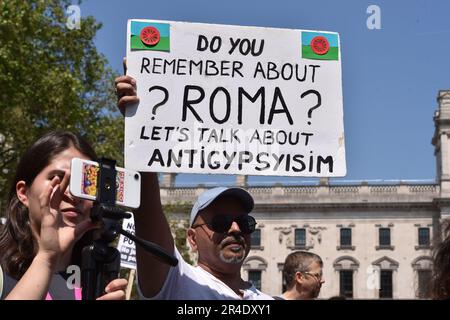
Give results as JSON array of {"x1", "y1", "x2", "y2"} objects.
[
  {"x1": 0, "y1": 131, "x2": 127, "y2": 299},
  {"x1": 432, "y1": 222, "x2": 450, "y2": 299}
]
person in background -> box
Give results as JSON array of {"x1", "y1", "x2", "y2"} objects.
[
  {"x1": 279, "y1": 251, "x2": 324, "y2": 300},
  {"x1": 431, "y1": 221, "x2": 450, "y2": 299}
]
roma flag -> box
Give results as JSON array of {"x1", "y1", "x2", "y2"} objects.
[
  {"x1": 302, "y1": 31, "x2": 339, "y2": 61},
  {"x1": 130, "y1": 21, "x2": 170, "y2": 52}
]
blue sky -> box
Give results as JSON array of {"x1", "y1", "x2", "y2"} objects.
[{"x1": 80, "y1": 0, "x2": 450, "y2": 186}]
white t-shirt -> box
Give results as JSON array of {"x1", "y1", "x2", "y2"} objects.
[{"x1": 138, "y1": 247, "x2": 274, "y2": 300}]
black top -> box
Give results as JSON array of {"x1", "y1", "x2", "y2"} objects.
[{"x1": 1, "y1": 268, "x2": 79, "y2": 300}]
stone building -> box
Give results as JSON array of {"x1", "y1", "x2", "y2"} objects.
[{"x1": 160, "y1": 90, "x2": 450, "y2": 299}]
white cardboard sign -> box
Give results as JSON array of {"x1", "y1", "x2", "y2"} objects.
[
  {"x1": 117, "y1": 217, "x2": 136, "y2": 270},
  {"x1": 125, "y1": 19, "x2": 346, "y2": 176}
]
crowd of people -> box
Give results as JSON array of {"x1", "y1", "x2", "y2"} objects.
[{"x1": 0, "y1": 70, "x2": 449, "y2": 300}]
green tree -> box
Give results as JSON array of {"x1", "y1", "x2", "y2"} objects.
[
  {"x1": 165, "y1": 202, "x2": 194, "y2": 265},
  {"x1": 0, "y1": 0, "x2": 123, "y2": 212}
]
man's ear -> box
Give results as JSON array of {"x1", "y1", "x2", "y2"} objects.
[
  {"x1": 187, "y1": 228, "x2": 198, "y2": 251},
  {"x1": 295, "y1": 271, "x2": 304, "y2": 284},
  {"x1": 16, "y1": 181, "x2": 29, "y2": 207}
]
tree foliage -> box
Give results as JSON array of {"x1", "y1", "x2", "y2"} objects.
[
  {"x1": 165, "y1": 202, "x2": 195, "y2": 265},
  {"x1": 0, "y1": 0, "x2": 123, "y2": 211}
]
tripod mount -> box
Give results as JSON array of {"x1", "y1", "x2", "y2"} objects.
[{"x1": 81, "y1": 158, "x2": 178, "y2": 300}]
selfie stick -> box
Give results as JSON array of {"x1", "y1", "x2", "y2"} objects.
[{"x1": 81, "y1": 158, "x2": 178, "y2": 300}]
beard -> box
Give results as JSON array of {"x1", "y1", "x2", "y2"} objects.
[
  {"x1": 219, "y1": 251, "x2": 246, "y2": 264},
  {"x1": 311, "y1": 283, "x2": 321, "y2": 298},
  {"x1": 218, "y1": 235, "x2": 247, "y2": 264}
]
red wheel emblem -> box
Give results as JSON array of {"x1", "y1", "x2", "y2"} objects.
[
  {"x1": 310, "y1": 36, "x2": 329, "y2": 55},
  {"x1": 140, "y1": 26, "x2": 160, "y2": 46}
]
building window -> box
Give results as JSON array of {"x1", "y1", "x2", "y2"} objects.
[
  {"x1": 418, "y1": 228, "x2": 430, "y2": 247},
  {"x1": 251, "y1": 229, "x2": 261, "y2": 247},
  {"x1": 248, "y1": 270, "x2": 262, "y2": 290},
  {"x1": 417, "y1": 270, "x2": 432, "y2": 298},
  {"x1": 340, "y1": 228, "x2": 352, "y2": 246},
  {"x1": 379, "y1": 228, "x2": 391, "y2": 246},
  {"x1": 295, "y1": 228, "x2": 306, "y2": 247},
  {"x1": 339, "y1": 270, "x2": 353, "y2": 298},
  {"x1": 379, "y1": 270, "x2": 393, "y2": 298}
]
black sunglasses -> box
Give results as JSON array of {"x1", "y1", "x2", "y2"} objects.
[{"x1": 192, "y1": 214, "x2": 257, "y2": 234}]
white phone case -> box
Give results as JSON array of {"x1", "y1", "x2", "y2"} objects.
[{"x1": 69, "y1": 158, "x2": 141, "y2": 208}]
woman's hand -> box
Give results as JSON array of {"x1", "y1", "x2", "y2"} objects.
[
  {"x1": 36, "y1": 175, "x2": 66, "y2": 262},
  {"x1": 96, "y1": 278, "x2": 128, "y2": 300},
  {"x1": 37, "y1": 173, "x2": 98, "y2": 265}
]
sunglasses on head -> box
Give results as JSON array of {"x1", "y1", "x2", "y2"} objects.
[{"x1": 192, "y1": 214, "x2": 257, "y2": 234}]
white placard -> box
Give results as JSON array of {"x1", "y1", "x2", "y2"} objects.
[
  {"x1": 117, "y1": 217, "x2": 136, "y2": 270},
  {"x1": 125, "y1": 19, "x2": 346, "y2": 177}
]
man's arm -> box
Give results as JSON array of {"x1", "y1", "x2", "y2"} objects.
[
  {"x1": 134, "y1": 172, "x2": 174, "y2": 298},
  {"x1": 115, "y1": 74, "x2": 175, "y2": 297}
]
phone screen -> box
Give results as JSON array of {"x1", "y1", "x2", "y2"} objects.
[{"x1": 81, "y1": 163, "x2": 125, "y2": 202}]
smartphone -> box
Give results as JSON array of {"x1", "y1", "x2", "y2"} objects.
[{"x1": 69, "y1": 158, "x2": 141, "y2": 208}]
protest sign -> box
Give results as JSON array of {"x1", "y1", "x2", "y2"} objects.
[
  {"x1": 117, "y1": 216, "x2": 136, "y2": 269},
  {"x1": 125, "y1": 19, "x2": 346, "y2": 176}
]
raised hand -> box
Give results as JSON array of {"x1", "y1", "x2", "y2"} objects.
[
  {"x1": 37, "y1": 172, "x2": 97, "y2": 265},
  {"x1": 115, "y1": 75, "x2": 139, "y2": 115},
  {"x1": 115, "y1": 58, "x2": 139, "y2": 115}
]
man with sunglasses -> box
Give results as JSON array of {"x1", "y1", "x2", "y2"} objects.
[
  {"x1": 116, "y1": 73, "x2": 273, "y2": 300},
  {"x1": 136, "y1": 180, "x2": 273, "y2": 299},
  {"x1": 279, "y1": 251, "x2": 324, "y2": 300}
]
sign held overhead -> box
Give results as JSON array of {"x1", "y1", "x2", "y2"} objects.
[{"x1": 125, "y1": 19, "x2": 346, "y2": 177}]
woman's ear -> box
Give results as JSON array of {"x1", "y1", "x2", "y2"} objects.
[
  {"x1": 16, "y1": 181, "x2": 29, "y2": 207},
  {"x1": 187, "y1": 228, "x2": 198, "y2": 251}
]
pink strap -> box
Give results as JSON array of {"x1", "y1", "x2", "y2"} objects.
[
  {"x1": 74, "y1": 287, "x2": 82, "y2": 300},
  {"x1": 45, "y1": 287, "x2": 82, "y2": 300}
]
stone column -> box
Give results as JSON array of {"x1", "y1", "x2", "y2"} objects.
[
  {"x1": 433, "y1": 91, "x2": 450, "y2": 197},
  {"x1": 432, "y1": 91, "x2": 450, "y2": 243},
  {"x1": 161, "y1": 173, "x2": 177, "y2": 188},
  {"x1": 236, "y1": 175, "x2": 248, "y2": 187}
]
